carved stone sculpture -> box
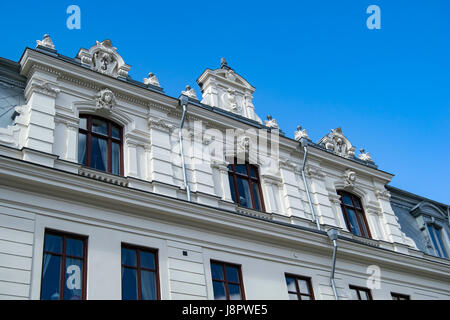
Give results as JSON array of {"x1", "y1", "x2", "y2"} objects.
[
  {"x1": 294, "y1": 125, "x2": 309, "y2": 141},
  {"x1": 358, "y1": 148, "x2": 373, "y2": 162},
  {"x1": 344, "y1": 169, "x2": 356, "y2": 188},
  {"x1": 36, "y1": 34, "x2": 55, "y2": 50},
  {"x1": 95, "y1": 89, "x2": 116, "y2": 112},
  {"x1": 144, "y1": 73, "x2": 161, "y2": 87},
  {"x1": 181, "y1": 85, "x2": 198, "y2": 99},
  {"x1": 264, "y1": 115, "x2": 279, "y2": 129}
]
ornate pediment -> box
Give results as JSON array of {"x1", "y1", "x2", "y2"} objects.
[
  {"x1": 196, "y1": 58, "x2": 262, "y2": 123},
  {"x1": 318, "y1": 127, "x2": 356, "y2": 159},
  {"x1": 77, "y1": 39, "x2": 131, "y2": 78}
]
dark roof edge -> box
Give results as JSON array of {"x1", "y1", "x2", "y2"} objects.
[{"x1": 386, "y1": 185, "x2": 449, "y2": 209}]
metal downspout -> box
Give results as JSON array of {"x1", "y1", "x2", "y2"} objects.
[
  {"x1": 299, "y1": 138, "x2": 321, "y2": 231},
  {"x1": 327, "y1": 228, "x2": 339, "y2": 300},
  {"x1": 179, "y1": 95, "x2": 191, "y2": 202}
]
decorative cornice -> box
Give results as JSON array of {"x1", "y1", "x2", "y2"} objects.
[
  {"x1": 79, "y1": 167, "x2": 128, "y2": 187},
  {"x1": 25, "y1": 79, "x2": 60, "y2": 99}
]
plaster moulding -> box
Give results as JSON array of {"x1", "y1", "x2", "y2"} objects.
[{"x1": 77, "y1": 39, "x2": 131, "y2": 79}]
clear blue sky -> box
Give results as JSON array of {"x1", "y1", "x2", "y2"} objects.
[{"x1": 1, "y1": 0, "x2": 449, "y2": 203}]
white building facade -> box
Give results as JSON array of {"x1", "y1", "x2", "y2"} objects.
[{"x1": 0, "y1": 36, "x2": 448, "y2": 300}]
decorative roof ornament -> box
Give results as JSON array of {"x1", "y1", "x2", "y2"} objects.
[
  {"x1": 77, "y1": 39, "x2": 131, "y2": 78},
  {"x1": 196, "y1": 59, "x2": 262, "y2": 123},
  {"x1": 36, "y1": 34, "x2": 55, "y2": 50},
  {"x1": 220, "y1": 57, "x2": 231, "y2": 70},
  {"x1": 144, "y1": 72, "x2": 160, "y2": 87},
  {"x1": 358, "y1": 148, "x2": 373, "y2": 162},
  {"x1": 95, "y1": 88, "x2": 116, "y2": 112},
  {"x1": 318, "y1": 127, "x2": 356, "y2": 159},
  {"x1": 294, "y1": 125, "x2": 309, "y2": 141},
  {"x1": 264, "y1": 115, "x2": 279, "y2": 129},
  {"x1": 181, "y1": 85, "x2": 198, "y2": 100}
]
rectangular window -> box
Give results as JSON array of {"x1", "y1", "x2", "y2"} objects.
[
  {"x1": 40, "y1": 230, "x2": 87, "y2": 300},
  {"x1": 391, "y1": 292, "x2": 410, "y2": 300},
  {"x1": 285, "y1": 274, "x2": 314, "y2": 300},
  {"x1": 121, "y1": 244, "x2": 160, "y2": 300},
  {"x1": 349, "y1": 285, "x2": 372, "y2": 300},
  {"x1": 228, "y1": 162, "x2": 265, "y2": 211},
  {"x1": 427, "y1": 225, "x2": 448, "y2": 259},
  {"x1": 210, "y1": 260, "x2": 245, "y2": 300}
]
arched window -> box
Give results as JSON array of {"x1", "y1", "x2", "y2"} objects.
[
  {"x1": 78, "y1": 115, "x2": 123, "y2": 175},
  {"x1": 337, "y1": 190, "x2": 371, "y2": 238},
  {"x1": 228, "y1": 161, "x2": 265, "y2": 211}
]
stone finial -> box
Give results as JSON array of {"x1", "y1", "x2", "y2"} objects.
[
  {"x1": 358, "y1": 148, "x2": 373, "y2": 162},
  {"x1": 264, "y1": 115, "x2": 279, "y2": 129},
  {"x1": 220, "y1": 57, "x2": 231, "y2": 70},
  {"x1": 181, "y1": 85, "x2": 198, "y2": 99},
  {"x1": 36, "y1": 34, "x2": 55, "y2": 50},
  {"x1": 295, "y1": 125, "x2": 309, "y2": 141},
  {"x1": 144, "y1": 72, "x2": 161, "y2": 87}
]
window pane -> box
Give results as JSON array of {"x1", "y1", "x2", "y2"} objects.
[
  {"x1": 350, "y1": 288, "x2": 359, "y2": 300},
  {"x1": 300, "y1": 294, "x2": 311, "y2": 300},
  {"x1": 226, "y1": 266, "x2": 239, "y2": 283},
  {"x1": 236, "y1": 177, "x2": 252, "y2": 208},
  {"x1": 140, "y1": 251, "x2": 155, "y2": 270},
  {"x1": 346, "y1": 209, "x2": 362, "y2": 236},
  {"x1": 213, "y1": 281, "x2": 226, "y2": 300},
  {"x1": 289, "y1": 293, "x2": 299, "y2": 300},
  {"x1": 65, "y1": 238, "x2": 83, "y2": 257},
  {"x1": 427, "y1": 225, "x2": 441, "y2": 257},
  {"x1": 122, "y1": 248, "x2": 137, "y2": 267},
  {"x1": 342, "y1": 194, "x2": 353, "y2": 206},
  {"x1": 249, "y1": 166, "x2": 257, "y2": 178},
  {"x1": 41, "y1": 254, "x2": 61, "y2": 300},
  {"x1": 64, "y1": 258, "x2": 83, "y2": 300},
  {"x1": 112, "y1": 125, "x2": 121, "y2": 139},
  {"x1": 228, "y1": 284, "x2": 242, "y2": 300},
  {"x1": 122, "y1": 267, "x2": 138, "y2": 300},
  {"x1": 228, "y1": 175, "x2": 236, "y2": 203},
  {"x1": 78, "y1": 133, "x2": 86, "y2": 165},
  {"x1": 353, "y1": 197, "x2": 362, "y2": 209},
  {"x1": 297, "y1": 279, "x2": 310, "y2": 294},
  {"x1": 360, "y1": 290, "x2": 370, "y2": 300},
  {"x1": 357, "y1": 211, "x2": 369, "y2": 237},
  {"x1": 251, "y1": 182, "x2": 262, "y2": 211},
  {"x1": 211, "y1": 263, "x2": 224, "y2": 280},
  {"x1": 91, "y1": 137, "x2": 108, "y2": 172},
  {"x1": 44, "y1": 234, "x2": 62, "y2": 253},
  {"x1": 79, "y1": 118, "x2": 87, "y2": 130},
  {"x1": 285, "y1": 277, "x2": 296, "y2": 292},
  {"x1": 140, "y1": 270, "x2": 157, "y2": 300},
  {"x1": 112, "y1": 142, "x2": 120, "y2": 175},
  {"x1": 235, "y1": 164, "x2": 247, "y2": 176},
  {"x1": 92, "y1": 118, "x2": 107, "y2": 135}
]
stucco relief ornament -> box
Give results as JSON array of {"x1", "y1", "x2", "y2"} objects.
[
  {"x1": 294, "y1": 125, "x2": 309, "y2": 141},
  {"x1": 144, "y1": 73, "x2": 161, "y2": 87},
  {"x1": 238, "y1": 135, "x2": 251, "y2": 153},
  {"x1": 181, "y1": 85, "x2": 198, "y2": 99},
  {"x1": 318, "y1": 127, "x2": 356, "y2": 158},
  {"x1": 264, "y1": 115, "x2": 279, "y2": 129},
  {"x1": 222, "y1": 88, "x2": 240, "y2": 113},
  {"x1": 36, "y1": 34, "x2": 55, "y2": 49},
  {"x1": 344, "y1": 169, "x2": 356, "y2": 188},
  {"x1": 358, "y1": 148, "x2": 373, "y2": 162},
  {"x1": 95, "y1": 89, "x2": 116, "y2": 112}
]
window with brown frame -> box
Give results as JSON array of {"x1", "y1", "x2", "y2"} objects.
[
  {"x1": 349, "y1": 285, "x2": 373, "y2": 300},
  {"x1": 210, "y1": 260, "x2": 245, "y2": 300},
  {"x1": 78, "y1": 115, "x2": 123, "y2": 175},
  {"x1": 337, "y1": 190, "x2": 371, "y2": 238},
  {"x1": 121, "y1": 244, "x2": 160, "y2": 300},
  {"x1": 391, "y1": 292, "x2": 410, "y2": 300},
  {"x1": 40, "y1": 230, "x2": 87, "y2": 300},
  {"x1": 228, "y1": 161, "x2": 265, "y2": 211},
  {"x1": 285, "y1": 274, "x2": 314, "y2": 300}
]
